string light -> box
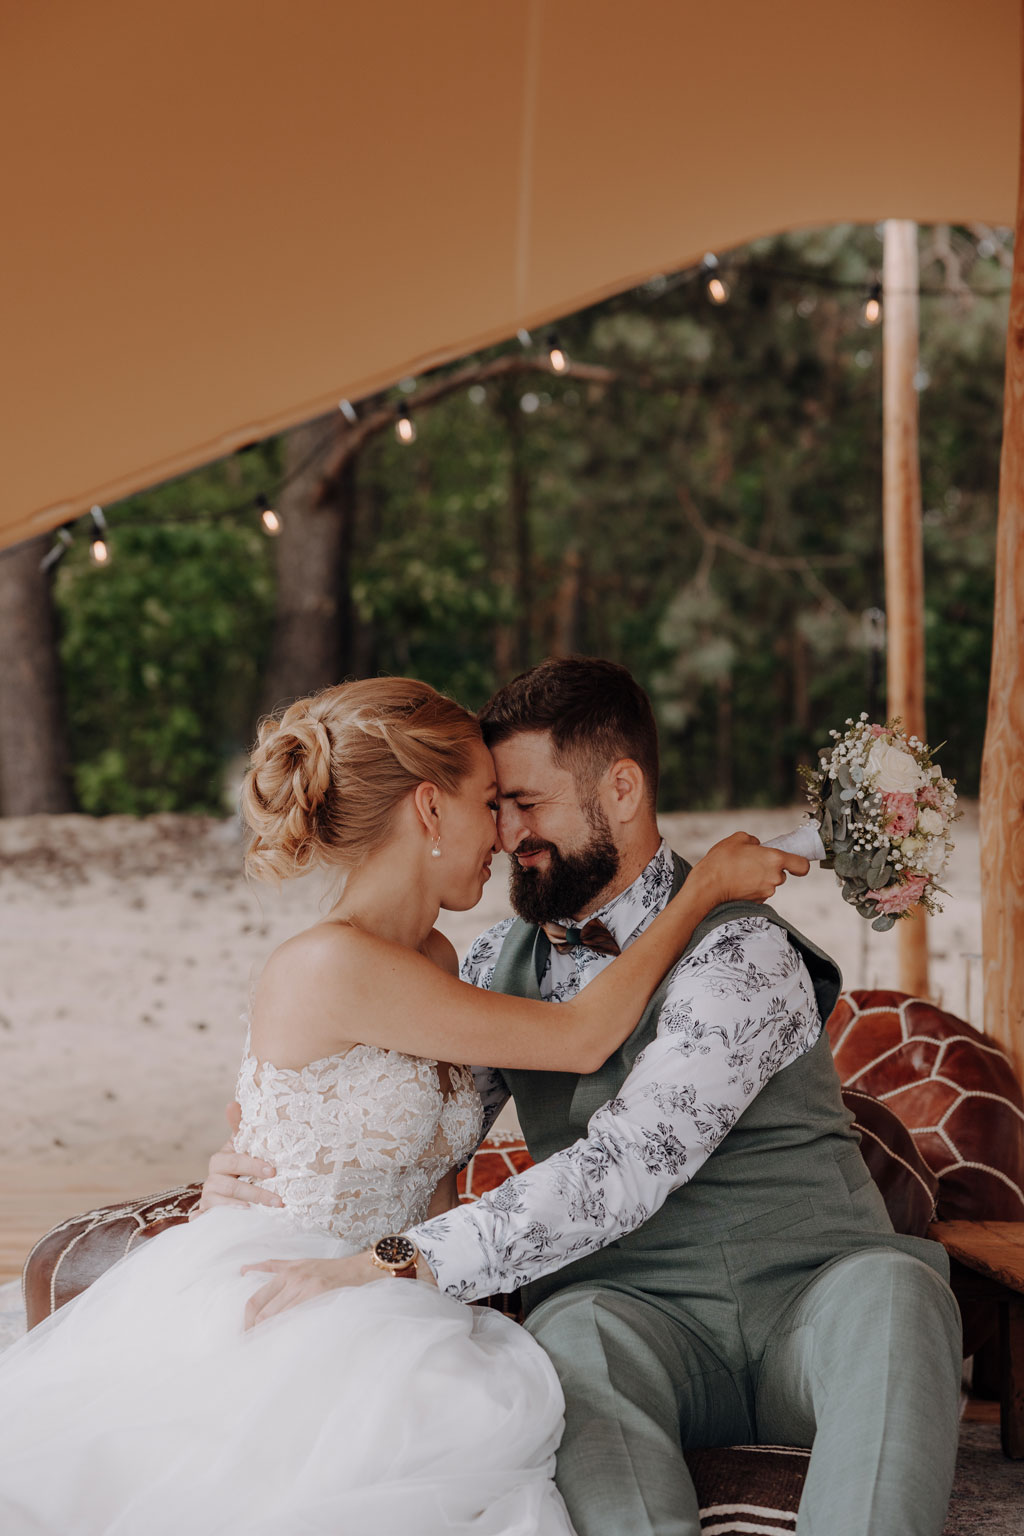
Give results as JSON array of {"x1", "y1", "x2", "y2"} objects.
[
  {"x1": 39, "y1": 524, "x2": 74, "y2": 573},
  {"x1": 547, "y1": 332, "x2": 569, "y2": 372},
  {"x1": 257, "y1": 495, "x2": 282, "y2": 536},
  {"x1": 51, "y1": 259, "x2": 1009, "y2": 572},
  {"x1": 702, "y1": 253, "x2": 730, "y2": 305},
  {"x1": 395, "y1": 401, "x2": 417, "y2": 444},
  {"x1": 89, "y1": 506, "x2": 110, "y2": 565}
]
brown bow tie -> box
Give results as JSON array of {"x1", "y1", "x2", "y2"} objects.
[{"x1": 540, "y1": 918, "x2": 621, "y2": 957}]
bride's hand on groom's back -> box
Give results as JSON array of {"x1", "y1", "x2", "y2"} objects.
[
  {"x1": 191, "y1": 1100, "x2": 284, "y2": 1217},
  {"x1": 695, "y1": 830, "x2": 810, "y2": 906}
]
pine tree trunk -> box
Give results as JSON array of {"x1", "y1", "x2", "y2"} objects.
[
  {"x1": 261, "y1": 416, "x2": 355, "y2": 713},
  {"x1": 0, "y1": 535, "x2": 74, "y2": 814},
  {"x1": 495, "y1": 389, "x2": 532, "y2": 673}
]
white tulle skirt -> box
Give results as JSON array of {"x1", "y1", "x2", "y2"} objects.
[{"x1": 0, "y1": 1207, "x2": 573, "y2": 1535}]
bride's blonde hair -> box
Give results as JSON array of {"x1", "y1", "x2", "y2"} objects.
[{"x1": 241, "y1": 678, "x2": 482, "y2": 882}]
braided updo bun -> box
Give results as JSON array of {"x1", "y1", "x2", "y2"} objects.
[{"x1": 241, "y1": 678, "x2": 482, "y2": 882}]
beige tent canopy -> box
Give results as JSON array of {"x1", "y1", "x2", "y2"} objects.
[
  {"x1": 1, "y1": 0, "x2": 1019, "y2": 550},
  {"x1": 5, "y1": 1, "x2": 1024, "y2": 1069}
]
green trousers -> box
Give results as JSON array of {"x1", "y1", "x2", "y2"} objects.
[{"x1": 526, "y1": 1247, "x2": 962, "y2": 1536}]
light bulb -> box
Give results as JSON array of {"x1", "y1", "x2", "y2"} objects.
[
  {"x1": 88, "y1": 505, "x2": 110, "y2": 565},
  {"x1": 701, "y1": 253, "x2": 729, "y2": 305},
  {"x1": 862, "y1": 283, "x2": 882, "y2": 326},
  {"x1": 547, "y1": 332, "x2": 569, "y2": 372},
  {"x1": 395, "y1": 403, "x2": 416, "y2": 444},
  {"x1": 256, "y1": 495, "x2": 282, "y2": 535}
]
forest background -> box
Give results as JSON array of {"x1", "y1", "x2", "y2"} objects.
[{"x1": 1, "y1": 221, "x2": 1011, "y2": 819}]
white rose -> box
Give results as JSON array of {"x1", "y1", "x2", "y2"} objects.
[
  {"x1": 866, "y1": 740, "x2": 924, "y2": 795},
  {"x1": 901, "y1": 835, "x2": 926, "y2": 865},
  {"x1": 922, "y1": 839, "x2": 948, "y2": 877},
  {"x1": 916, "y1": 807, "x2": 944, "y2": 836}
]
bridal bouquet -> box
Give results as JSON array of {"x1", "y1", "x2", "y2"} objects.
[{"x1": 766, "y1": 715, "x2": 957, "y2": 931}]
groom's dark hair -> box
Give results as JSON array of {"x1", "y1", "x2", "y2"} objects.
[{"x1": 478, "y1": 656, "x2": 660, "y2": 809}]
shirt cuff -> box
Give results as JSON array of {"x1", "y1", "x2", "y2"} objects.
[{"x1": 405, "y1": 1207, "x2": 500, "y2": 1302}]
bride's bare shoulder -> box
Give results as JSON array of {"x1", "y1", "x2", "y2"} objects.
[
  {"x1": 259, "y1": 921, "x2": 383, "y2": 994},
  {"x1": 250, "y1": 924, "x2": 387, "y2": 1066}
]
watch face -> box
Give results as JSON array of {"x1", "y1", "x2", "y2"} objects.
[{"x1": 375, "y1": 1234, "x2": 417, "y2": 1268}]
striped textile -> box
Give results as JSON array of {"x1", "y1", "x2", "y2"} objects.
[{"x1": 686, "y1": 1445, "x2": 808, "y2": 1533}]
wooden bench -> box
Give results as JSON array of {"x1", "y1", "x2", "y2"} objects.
[{"x1": 930, "y1": 1220, "x2": 1024, "y2": 1458}]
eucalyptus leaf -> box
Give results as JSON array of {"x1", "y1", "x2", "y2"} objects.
[
  {"x1": 866, "y1": 849, "x2": 888, "y2": 887},
  {"x1": 837, "y1": 763, "x2": 854, "y2": 790},
  {"x1": 871, "y1": 914, "x2": 897, "y2": 932}
]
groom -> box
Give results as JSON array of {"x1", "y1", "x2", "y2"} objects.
[{"x1": 203, "y1": 656, "x2": 961, "y2": 1536}]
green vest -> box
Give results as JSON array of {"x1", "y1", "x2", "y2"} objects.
[{"x1": 494, "y1": 854, "x2": 945, "y2": 1339}]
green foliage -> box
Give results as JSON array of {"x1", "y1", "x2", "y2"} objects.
[{"x1": 54, "y1": 451, "x2": 277, "y2": 813}]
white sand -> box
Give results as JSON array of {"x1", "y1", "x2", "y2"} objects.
[{"x1": 0, "y1": 805, "x2": 981, "y2": 1186}]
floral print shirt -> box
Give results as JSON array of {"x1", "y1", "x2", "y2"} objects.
[{"x1": 407, "y1": 840, "x2": 823, "y2": 1300}]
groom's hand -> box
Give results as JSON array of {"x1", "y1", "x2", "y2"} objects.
[{"x1": 192, "y1": 1100, "x2": 284, "y2": 1216}]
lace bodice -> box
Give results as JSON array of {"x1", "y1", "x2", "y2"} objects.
[{"x1": 234, "y1": 1031, "x2": 483, "y2": 1249}]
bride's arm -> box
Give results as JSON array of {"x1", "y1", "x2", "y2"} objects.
[{"x1": 254, "y1": 834, "x2": 808, "y2": 1076}]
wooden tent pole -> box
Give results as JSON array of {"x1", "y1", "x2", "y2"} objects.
[
  {"x1": 980, "y1": 73, "x2": 1024, "y2": 1077},
  {"x1": 882, "y1": 218, "x2": 930, "y2": 999}
]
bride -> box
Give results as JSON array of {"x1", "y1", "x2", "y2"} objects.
[{"x1": 0, "y1": 677, "x2": 797, "y2": 1536}]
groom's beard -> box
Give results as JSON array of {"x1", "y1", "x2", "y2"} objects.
[{"x1": 508, "y1": 808, "x2": 621, "y2": 926}]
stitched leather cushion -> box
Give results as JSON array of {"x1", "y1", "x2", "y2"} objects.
[
  {"x1": 841, "y1": 1088, "x2": 937, "y2": 1236},
  {"x1": 457, "y1": 1128, "x2": 534, "y2": 1200},
  {"x1": 24, "y1": 1184, "x2": 202, "y2": 1330},
  {"x1": 827, "y1": 990, "x2": 1024, "y2": 1222}
]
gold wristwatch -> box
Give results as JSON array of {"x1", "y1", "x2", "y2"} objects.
[{"x1": 370, "y1": 1233, "x2": 419, "y2": 1279}]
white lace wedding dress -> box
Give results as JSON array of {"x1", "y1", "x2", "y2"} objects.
[{"x1": 0, "y1": 1035, "x2": 573, "y2": 1535}]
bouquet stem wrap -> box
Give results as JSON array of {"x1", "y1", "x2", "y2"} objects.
[{"x1": 763, "y1": 826, "x2": 828, "y2": 863}]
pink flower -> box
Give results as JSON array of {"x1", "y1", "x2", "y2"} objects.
[
  {"x1": 882, "y1": 791, "x2": 918, "y2": 837},
  {"x1": 870, "y1": 723, "x2": 886, "y2": 737},
  {"x1": 867, "y1": 874, "x2": 928, "y2": 916},
  {"x1": 917, "y1": 786, "x2": 942, "y2": 810}
]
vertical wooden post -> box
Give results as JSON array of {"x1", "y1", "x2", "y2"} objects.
[
  {"x1": 980, "y1": 72, "x2": 1024, "y2": 1077},
  {"x1": 882, "y1": 218, "x2": 930, "y2": 999}
]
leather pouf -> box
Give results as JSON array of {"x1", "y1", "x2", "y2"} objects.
[
  {"x1": 841, "y1": 1088, "x2": 937, "y2": 1236},
  {"x1": 24, "y1": 1184, "x2": 202, "y2": 1330},
  {"x1": 827, "y1": 990, "x2": 1024, "y2": 1222}
]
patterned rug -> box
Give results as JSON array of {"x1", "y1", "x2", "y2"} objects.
[{"x1": 0, "y1": 1280, "x2": 1019, "y2": 1528}]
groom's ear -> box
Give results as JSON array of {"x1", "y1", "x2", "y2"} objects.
[{"x1": 604, "y1": 758, "x2": 646, "y2": 824}]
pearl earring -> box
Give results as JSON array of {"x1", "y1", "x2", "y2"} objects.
[{"x1": 431, "y1": 838, "x2": 442, "y2": 859}]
